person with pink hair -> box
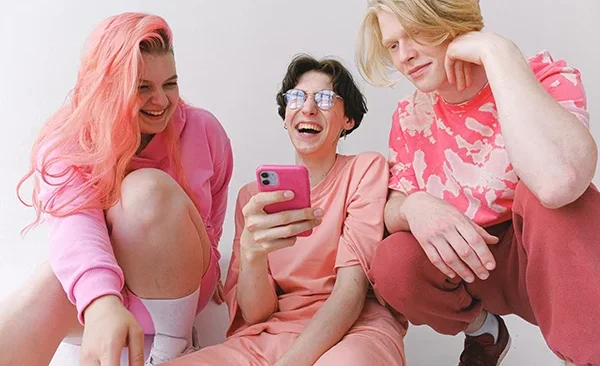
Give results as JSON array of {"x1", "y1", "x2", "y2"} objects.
[{"x1": 0, "y1": 12, "x2": 233, "y2": 366}]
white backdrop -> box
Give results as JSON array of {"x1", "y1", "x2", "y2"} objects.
[{"x1": 1, "y1": 1, "x2": 598, "y2": 365}]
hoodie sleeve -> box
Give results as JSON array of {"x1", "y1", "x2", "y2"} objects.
[{"x1": 40, "y1": 162, "x2": 124, "y2": 324}]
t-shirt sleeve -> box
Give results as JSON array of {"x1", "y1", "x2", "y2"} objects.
[
  {"x1": 530, "y1": 50, "x2": 589, "y2": 128},
  {"x1": 388, "y1": 101, "x2": 420, "y2": 195},
  {"x1": 335, "y1": 153, "x2": 388, "y2": 272}
]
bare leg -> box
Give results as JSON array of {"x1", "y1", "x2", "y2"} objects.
[
  {"x1": 107, "y1": 168, "x2": 211, "y2": 363},
  {"x1": 0, "y1": 168, "x2": 211, "y2": 365},
  {"x1": 0, "y1": 263, "x2": 82, "y2": 366},
  {"x1": 106, "y1": 168, "x2": 210, "y2": 299},
  {"x1": 464, "y1": 310, "x2": 487, "y2": 333}
]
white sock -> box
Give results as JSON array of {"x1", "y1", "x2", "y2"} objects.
[
  {"x1": 465, "y1": 311, "x2": 499, "y2": 344},
  {"x1": 140, "y1": 287, "x2": 200, "y2": 360}
]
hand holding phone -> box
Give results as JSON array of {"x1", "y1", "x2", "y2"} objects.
[
  {"x1": 256, "y1": 165, "x2": 314, "y2": 237},
  {"x1": 240, "y1": 165, "x2": 322, "y2": 261}
]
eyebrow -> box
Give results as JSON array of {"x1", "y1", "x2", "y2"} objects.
[
  {"x1": 140, "y1": 74, "x2": 178, "y2": 84},
  {"x1": 381, "y1": 37, "x2": 393, "y2": 47}
]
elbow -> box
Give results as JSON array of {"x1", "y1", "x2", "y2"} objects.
[
  {"x1": 242, "y1": 313, "x2": 268, "y2": 326},
  {"x1": 241, "y1": 303, "x2": 277, "y2": 326},
  {"x1": 536, "y1": 168, "x2": 594, "y2": 209},
  {"x1": 241, "y1": 311, "x2": 269, "y2": 326}
]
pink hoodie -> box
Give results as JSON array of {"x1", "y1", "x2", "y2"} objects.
[{"x1": 41, "y1": 104, "x2": 233, "y2": 323}]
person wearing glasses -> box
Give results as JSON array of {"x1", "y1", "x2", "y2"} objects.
[
  {"x1": 0, "y1": 12, "x2": 233, "y2": 366},
  {"x1": 356, "y1": 1, "x2": 599, "y2": 365},
  {"x1": 168, "y1": 55, "x2": 407, "y2": 366}
]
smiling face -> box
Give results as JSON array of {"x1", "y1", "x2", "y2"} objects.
[
  {"x1": 137, "y1": 52, "x2": 180, "y2": 135},
  {"x1": 283, "y1": 71, "x2": 354, "y2": 160},
  {"x1": 377, "y1": 10, "x2": 450, "y2": 93}
]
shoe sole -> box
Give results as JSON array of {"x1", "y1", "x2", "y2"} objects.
[{"x1": 497, "y1": 335, "x2": 512, "y2": 365}]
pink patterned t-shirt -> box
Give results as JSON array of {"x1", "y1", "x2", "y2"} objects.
[{"x1": 388, "y1": 51, "x2": 589, "y2": 227}]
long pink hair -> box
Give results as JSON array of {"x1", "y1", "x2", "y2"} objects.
[{"x1": 17, "y1": 12, "x2": 190, "y2": 233}]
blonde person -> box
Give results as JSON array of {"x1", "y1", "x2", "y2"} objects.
[
  {"x1": 166, "y1": 55, "x2": 407, "y2": 366},
  {"x1": 357, "y1": 1, "x2": 599, "y2": 365},
  {"x1": 0, "y1": 12, "x2": 233, "y2": 366}
]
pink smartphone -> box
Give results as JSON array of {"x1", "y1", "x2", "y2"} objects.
[{"x1": 256, "y1": 164, "x2": 313, "y2": 237}]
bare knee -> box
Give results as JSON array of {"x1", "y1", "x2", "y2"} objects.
[
  {"x1": 107, "y1": 169, "x2": 207, "y2": 297},
  {"x1": 107, "y1": 168, "x2": 188, "y2": 230}
]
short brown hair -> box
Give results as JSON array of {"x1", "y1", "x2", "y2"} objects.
[{"x1": 276, "y1": 55, "x2": 367, "y2": 137}]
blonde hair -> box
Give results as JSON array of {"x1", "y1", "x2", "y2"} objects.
[{"x1": 357, "y1": 0, "x2": 483, "y2": 86}]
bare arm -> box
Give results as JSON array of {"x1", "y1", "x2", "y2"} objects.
[
  {"x1": 447, "y1": 33, "x2": 597, "y2": 208},
  {"x1": 384, "y1": 190, "x2": 409, "y2": 234},
  {"x1": 236, "y1": 248, "x2": 278, "y2": 325},
  {"x1": 275, "y1": 265, "x2": 368, "y2": 366},
  {"x1": 236, "y1": 191, "x2": 323, "y2": 325}
]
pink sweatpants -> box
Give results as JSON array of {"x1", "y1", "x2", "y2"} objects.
[{"x1": 369, "y1": 182, "x2": 600, "y2": 366}]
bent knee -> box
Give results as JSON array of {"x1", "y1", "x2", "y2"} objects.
[
  {"x1": 371, "y1": 232, "x2": 425, "y2": 281},
  {"x1": 110, "y1": 168, "x2": 189, "y2": 226},
  {"x1": 370, "y1": 232, "x2": 431, "y2": 305}
]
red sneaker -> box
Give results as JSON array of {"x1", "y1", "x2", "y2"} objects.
[{"x1": 458, "y1": 315, "x2": 511, "y2": 366}]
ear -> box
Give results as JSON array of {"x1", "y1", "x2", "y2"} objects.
[{"x1": 345, "y1": 118, "x2": 355, "y2": 131}]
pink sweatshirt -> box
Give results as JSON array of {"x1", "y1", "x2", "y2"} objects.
[{"x1": 40, "y1": 104, "x2": 233, "y2": 323}]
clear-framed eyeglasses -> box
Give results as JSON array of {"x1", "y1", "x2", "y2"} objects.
[{"x1": 283, "y1": 89, "x2": 343, "y2": 111}]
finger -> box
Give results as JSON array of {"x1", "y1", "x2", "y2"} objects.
[
  {"x1": 243, "y1": 191, "x2": 294, "y2": 216},
  {"x1": 473, "y1": 224, "x2": 499, "y2": 245},
  {"x1": 80, "y1": 352, "x2": 101, "y2": 366},
  {"x1": 458, "y1": 224, "x2": 497, "y2": 271},
  {"x1": 254, "y1": 219, "x2": 320, "y2": 242},
  {"x1": 421, "y1": 242, "x2": 457, "y2": 279},
  {"x1": 100, "y1": 343, "x2": 122, "y2": 366},
  {"x1": 431, "y1": 237, "x2": 476, "y2": 283},
  {"x1": 214, "y1": 282, "x2": 225, "y2": 304},
  {"x1": 445, "y1": 55, "x2": 456, "y2": 85},
  {"x1": 217, "y1": 283, "x2": 225, "y2": 303},
  {"x1": 127, "y1": 326, "x2": 145, "y2": 366},
  {"x1": 464, "y1": 62, "x2": 473, "y2": 89},
  {"x1": 454, "y1": 60, "x2": 465, "y2": 91},
  {"x1": 446, "y1": 229, "x2": 489, "y2": 280},
  {"x1": 246, "y1": 207, "x2": 323, "y2": 232}
]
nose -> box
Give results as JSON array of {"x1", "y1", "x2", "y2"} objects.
[
  {"x1": 150, "y1": 89, "x2": 169, "y2": 107},
  {"x1": 301, "y1": 94, "x2": 318, "y2": 115},
  {"x1": 398, "y1": 39, "x2": 418, "y2": 64}
]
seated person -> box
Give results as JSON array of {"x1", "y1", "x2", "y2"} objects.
[
  {"x1": 167, "y1": 55, "x2": 407, "y2": 366},
  {"x1": 0, "y1": 12, "x2": 233, "y2": 366},
  {"x1": 357, "y1": 1, "x2": 599, "y2": 365}
]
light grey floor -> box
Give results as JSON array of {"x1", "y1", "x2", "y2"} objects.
[{"x1": 49, "y1": 302, "x2": 562, "y2": 366}]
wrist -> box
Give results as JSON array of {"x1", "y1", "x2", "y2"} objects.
[
  {"x1": 400, "y1": 191, "x2": 426, "y2": 221},
  {"x1": 240, "y1": 247, "x2": 268, "y2": 268},
  {"x1": 83, "y1": 294, "x2": 122, "y2": 321}
]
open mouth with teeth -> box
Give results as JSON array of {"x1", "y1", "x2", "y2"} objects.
[
  {"x1": 296, "y1": 122, "x2": 323, "y2": 135},
  {"x1": 141, "y1": 109, "x2": 166, "y2": 117}
]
